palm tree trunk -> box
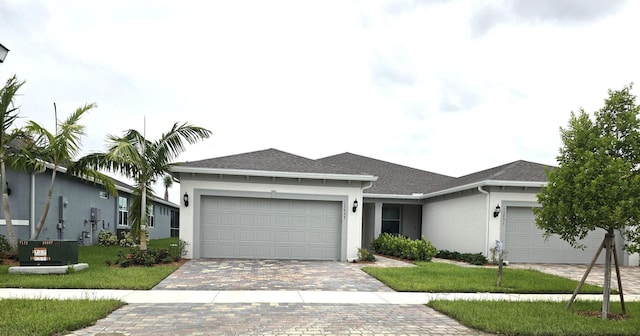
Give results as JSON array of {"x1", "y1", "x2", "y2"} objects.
[
  {"x1": 140, "y1": 183, "x2": 147, "y2": 251},
  {"x1": 1, "y1": 160, "x2": 17, "y2": 253},
  {"x1": 31, "y1": 168, "x2": 57, "y2": 240}
]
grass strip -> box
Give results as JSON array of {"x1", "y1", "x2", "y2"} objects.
[
  {"x1": 428, "y1": 300, "x2": 640, "y2": 336},
  {"x1": 0, "y1": 238, "x2": 180, "y2": 289},
  {"x1": 363, "y1": 262, "x2": 603, "y2": 293},
  {"x1": 0, "y1": 298, "x2": 124, "y2": 336}
]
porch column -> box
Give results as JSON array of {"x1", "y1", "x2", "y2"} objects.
[{"x1": 374, "y1": 202, "x2": 383, "y2": 238}]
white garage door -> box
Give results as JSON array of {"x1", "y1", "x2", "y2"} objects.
[
  {"x1": 505, "y1": 207, "x2": 606, "y2": 264},
  {"x1": 200, "y1": 196, "x2": 342, "y2": 260}
]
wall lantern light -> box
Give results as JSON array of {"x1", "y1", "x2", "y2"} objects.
[
  {"x1": 493, "y1": 204, "x2": 501, "y2": 218},
  {"x1": 5, "y1": 182, "x2": 10, "y2": 196},
  {"x1": 352, "y1": 199, "x2": 358, "y2": 213},
  {"x1": 183, "y1": 192, "x2": 189, "y2": 207},
  {"x1": 0, "y1": 43, "x2": 9, "y2": 63}
]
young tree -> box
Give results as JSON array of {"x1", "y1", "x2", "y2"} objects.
[
  {"x1": 534, "y1": 84, "x2": 640, "y2": 319},
  {"x1": 163, "y1": 175, "x2": 173, "y2": 201},
  {"x1": 20, "y1": 103, "x2": 116, "y2": 239},
  {"x1": 72, "y1": 122, "x2": 211, "y2": 250},
  {"x1": 0, "y1": 75, "x2": 25, "y2": 253}
]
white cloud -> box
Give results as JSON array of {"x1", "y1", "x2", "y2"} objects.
[{"x1": 2, "y1": 0, "x2": 640, "y2": 201}]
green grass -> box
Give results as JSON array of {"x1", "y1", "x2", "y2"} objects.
[
  {"x1": 428, "y1": 300, "x2": 640, "y2": 335},
  {"x1": 0, "y1": 238, "x2": 181, "y2": 289},
  {"x1": 362, "y1": 262, "x2": 604, "y2": 293},
  {"x1": 0, "y1": 298, "x2": 124, "y2": 336}
]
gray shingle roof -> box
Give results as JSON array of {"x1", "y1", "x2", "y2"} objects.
[
  {"x1": 318, "y1": 153, "x2": 455, "y2": 195},
  {"x1": 440, "y1": 160, "x2": 552, "y2": 190},
  {"x1": 178, "y1": 149, "x2": 553, "y2": 196},
  {"x1": 178, "y1": 148, "x2": 367, "y2": 175}
]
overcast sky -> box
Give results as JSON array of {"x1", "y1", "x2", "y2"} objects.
[{"x1": 1, "y1": 0, "x2": 639, "y2": 202}]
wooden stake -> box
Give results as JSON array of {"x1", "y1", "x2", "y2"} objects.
[
  {"x1": 566, "y1": 237, "x2": 605, "y2": 310},
  {"x1": 613, "y1": 239, "x2": 626, "y2": 315}
]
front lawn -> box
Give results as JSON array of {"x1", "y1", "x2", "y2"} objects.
[
  {"x1": 0, "y1": 298, "x2": 124, "y2": 336},
  {"x1": 0, "y1": 238, "x2": 181, "y2": 289},
  {"x1": 429, "y1": 300, "x2": 640, "y2": 335},
  {"x1": 362, "y1": 262, "x2": 604, "y2": 293}
]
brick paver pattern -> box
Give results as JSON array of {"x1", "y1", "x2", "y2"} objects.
[
  {"x1": 154, "y1": 258, "x2": 413, "y2": 291},
  {"x1": 69, "y1": 303, "x2": 490, "y2": 336}
]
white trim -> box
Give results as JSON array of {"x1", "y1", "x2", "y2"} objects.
[
  {"x1": 366, "y1": 180, "x2": 547, "y2": 200},
  {"x1": 0, "y1": 219, "x2": 29, "y2": 226},
  {"x1": 424, "y1": 180, "x2": 546, "y2": 198},
  {"x1": 171, "y1": 166, "x2": 378, "y2": 182}
]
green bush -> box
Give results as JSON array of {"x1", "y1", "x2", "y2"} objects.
[
  {"x1": 371, "y1": 233, "x2": 438, "y2": 261},
  {"x1": 0, "y1": 234, "x2": 10, "y2": 257},
  {"x1": 169, "y1": 240, "x2": 189, "y2": 261},
  {"x1": 357, "y1": 248, "x2": 376, "y2": 262},
  {"x1": 118, "y1": 232, "x2": 137, "y2": 247},
  {"x1": 436, "y1": 249, "x2": 488, "y2": 265},
  {"x1": 97, "y1": 230, "x2": 118, "y2": 246}
]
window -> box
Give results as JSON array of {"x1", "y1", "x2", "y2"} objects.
[
  {"x1": 147, "y1": 204, "x2": 155, "y2": 228},
  {"x1": 99, "y1": 191, "x2": 109, "y2": 199},
  {"x1": 118, "y1": 196, "x2": 128, "y2": 226},
  {"x1": 170, "y1": 209, "x2": 179, "y2": 237},
  {"x1": 382, "y1": 206, "x2": 401, "y2": 235}
]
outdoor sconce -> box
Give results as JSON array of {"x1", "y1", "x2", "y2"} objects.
[
  {"x1": 5, "y1": 182, "x2": 10, "y2": 196},
  {"x1": 352, "y1": 199, "x2": 358, "y2": 213},
  {"x1": 0, "y1": 43, "x2": 8, "y2": 63},
  {"x1": 493, "y1": 204, "x2": 501, "y2": 218},
  {"x1": 183, "y1": 192, "x2": 189, "y2": 207}
]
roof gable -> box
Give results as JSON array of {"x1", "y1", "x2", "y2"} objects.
[
  {"x1": 318, "y1": 153, "x2": 455, "y2": 195},
  {"x1": 442, "y1": 160, "x2": 552, "y2": 190},
  {"x1": 177, "y1": 148, "x2": 367, "y2": 176}
]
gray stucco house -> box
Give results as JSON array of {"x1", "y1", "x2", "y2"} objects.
[
  {"x1": 0, "y1": 166, "x2": 179, "y2": 245},
  {"x1": 172, "y1": 148, "x2": 636, "y2": 266}
]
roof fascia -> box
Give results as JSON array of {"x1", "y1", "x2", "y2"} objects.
[
  {"x1": 171, "y1": 166, "x2": 378, "y2": 182},
  {"x1": 421, "y1": 180, "x2": 547, "y2": 198},
  {"x1": 364, "y1": 180, "x2": 547, "y2": 200}
]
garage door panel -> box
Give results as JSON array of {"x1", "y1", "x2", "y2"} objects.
[
  {"x1": 505, "y1": 207, "x2": 605, "y2": 264},
  {"x1": 200, "y1": 196, "x2": 341, "y2": 260}
]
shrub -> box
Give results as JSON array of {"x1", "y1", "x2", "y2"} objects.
[
  {"x1": 119, "y1": 232, "x2": 137, "y2": 247},
  {"x1": 114, "y1": 245, "x2": 181, "y2": 267},
  {"x1": 371, "y1": 233, "x2": 438, "y2": 261},
  {"x1": 0, "y1": 234, "x2": 10, "y2": 258},
  {"x1": 169, "y1": 240, "x2": 189, "y2": 261},
  {"x1": 437, "y1": 249, "x2": 488, "y2": 265},
  {"x1": 357, "y1": 248, "x2": 376, "y2": 262},
  {"x1": 97, "y1": 230, "x2": 118, "y2": 246}
]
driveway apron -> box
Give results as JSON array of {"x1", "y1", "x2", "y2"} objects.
[
  {"x1": 153, "y1": 258, "x2": 407, "y2": 291},
  {"x1": 68, "y1": 257, "x2": 491, "y2": 335}
]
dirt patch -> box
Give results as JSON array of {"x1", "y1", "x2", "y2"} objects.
[{"x1": 577, "y1": 310, "x2": 628, "y2": 320}]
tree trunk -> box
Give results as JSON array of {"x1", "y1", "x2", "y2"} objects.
[
  {"x1": 31, "y1": 168, "x2": 57, "y2": 240},
  {"x1": 602, "y1": 231, "x2": 614, "y2": 320},
  {"x1": 140, "y1": 183, "x2": 147, "y2": 251},
  {"x1": 1, "y1": 160, "x2": 17, "y2": 253}
]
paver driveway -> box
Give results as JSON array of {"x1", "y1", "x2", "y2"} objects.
[
  {"x1": 69, "y1": 257, "x2": 491, "y2": 335},
  {"x1": 153, "y1": 258, "x2": 409, "y2": 291}
]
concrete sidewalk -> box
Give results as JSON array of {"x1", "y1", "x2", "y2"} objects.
[{"x1": 2, "y1": 288, "x2": 639, "y2": 304}]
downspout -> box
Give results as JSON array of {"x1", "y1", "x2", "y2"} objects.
[
  {"x1": 478, "y1": 186, "x2": 490, "y2": 258},
  {"x1": 30, "y1": 173, "x2": 35, "y2": 238}
]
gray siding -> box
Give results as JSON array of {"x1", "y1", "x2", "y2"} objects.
[{"x1": 0, "y1": 167, "x2": 179, "y2": 245}]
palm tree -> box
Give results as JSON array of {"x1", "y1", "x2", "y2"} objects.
[
  {"x1": 0, "y1": 75, "x2": 25, "y2": 253},
  {"x1": 72, "y1": 122, "x2": 211, "y2": 250},
  {"x1": 20, "y1": 103, "x2": 117, "y2": 239},
  {"x1": 163, "y1": 175, "x2": 173, "y2": 201}
]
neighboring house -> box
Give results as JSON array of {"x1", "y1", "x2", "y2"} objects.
[
  {"x1": 172, "y1": 148, "x2": 637, "y2": 266},
  {"x1": 0, "y1": 166, "x2": 179, "y2": 245}
]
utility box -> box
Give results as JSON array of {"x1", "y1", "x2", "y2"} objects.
[{"x1": 18, "y1": 240, "x2": 79, "y2": 266}]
